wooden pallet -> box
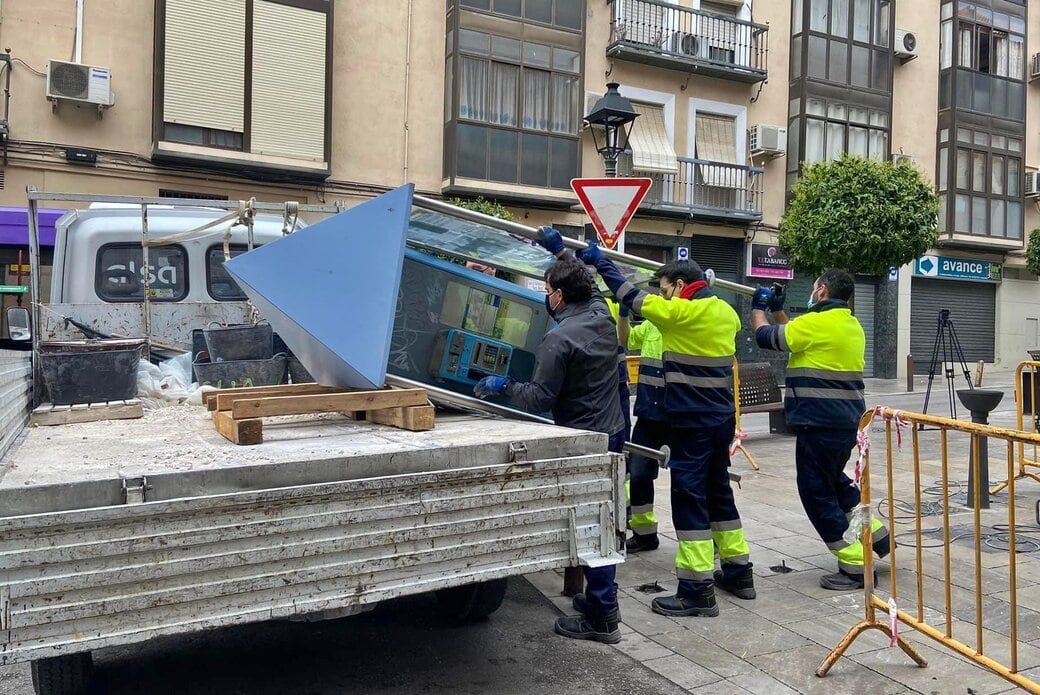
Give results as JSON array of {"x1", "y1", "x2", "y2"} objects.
[
  {"x1": 204, "y1": 383, "x2": 434, "y2": 445},
  {"x1": 31, "y1": 399, "x2": 144, "y2": 426}
]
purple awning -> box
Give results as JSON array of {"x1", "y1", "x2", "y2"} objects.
[{"x1": 0, "y1": 207, "x2": 64, "y2": 247}]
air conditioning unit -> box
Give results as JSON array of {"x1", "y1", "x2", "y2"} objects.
[
  {"x1": 1025, "y1": 171, "x2": 1040, "y2": 198},
  {"x1": 1031, "y1": 53, "x2": 1040, "y2": 81},
  {"x1": 670, "y1": 32, "x2": 703, "y2": 58},
  {"x1": 584, "y1": 92, "x2": 605, "y2": 130},
  {"x1": 894, "y1": 29, "x2": 918, "y2": 60},
  {"x1": 46, "y1": 60, "x2": 114, "y2": 108},
  {"x1": 891, "y1": 153, "x2": 916, "y2": 166},
  {"x1": 749, "y1": 124, "x2": 787, "y2": 158}
]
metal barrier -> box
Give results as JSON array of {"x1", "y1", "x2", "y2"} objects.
[
  {"x1": 818, "y1": 406, "x2": 1040, "y2": 693},
  {"x1": 730, "y1": 357, "x2": 757, "y2": 470},
  {"x1": 991, "y1": 360, "x2": 1040, "y2": 494}
]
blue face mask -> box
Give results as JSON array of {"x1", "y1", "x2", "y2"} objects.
[{"x1": 806, "y1": 287, "x2": 819, "y2": 310}]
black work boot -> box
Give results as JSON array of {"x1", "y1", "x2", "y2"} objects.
[
  {"x1": 713, "y1": 566, "x2": 756, "y2": 600},
  {"x1": 554, "y1": 609, "x2": 622, "y2": 644},
  {"x1": 625, "y1": 533, "x2": 660, "y2": 553},
  {"x1": 651, "y1": 589, "x2": 719, "y2": 617},
  {"x1": 819, "y1": 569, "x2": 877, "y2": 591}
]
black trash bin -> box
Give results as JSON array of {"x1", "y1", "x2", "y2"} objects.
[{"x1": 39, "y1": 346, "x2": 141, "y2": 405}]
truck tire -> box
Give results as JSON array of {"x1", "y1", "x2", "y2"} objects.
[
  {"x1": 30, "y1": 652, "x2": 94, "y2": 695},
  {"x1": 435, "y1": 577, "x2": 508, "y2": 623}
]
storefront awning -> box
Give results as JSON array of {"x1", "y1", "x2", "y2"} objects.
[{"x1": 0, "y1": 207, "x2": 64, "y2": 247}]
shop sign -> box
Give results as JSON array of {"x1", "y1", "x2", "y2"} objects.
[
  {"x1": 747, "y1": 243, "x2": 793, "y2": 279},
  {"x1": 914, "y1": 255, "x2": 1001, "y2": 282}
]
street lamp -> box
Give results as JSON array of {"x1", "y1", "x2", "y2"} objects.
[{"x1": 583, "y1": 82, "x2": 640, "y2": 178}]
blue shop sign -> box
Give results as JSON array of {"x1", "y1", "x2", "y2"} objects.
[{"x1": 914, "y1": 254, "x2": 1001, "y2": 282}]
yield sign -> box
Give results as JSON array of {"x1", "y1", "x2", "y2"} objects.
[{"x1": 571, "y1": 177, "x2": 652, "y2": 250}]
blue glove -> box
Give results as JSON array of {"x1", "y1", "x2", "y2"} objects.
[
  {"x1": 575, "y1": 242, "x2": 602, "y2": 266},
  {"x1": 751, "y1": 286, "x2": 773, "y2": 312},
  {"x1": 474, "y1": 375, "x2": 510, "y2": 399},
  {"x1": 618, "y1": 304, "x2": 630, "y2": 319},
  {"x1": 536, "y1": 226, "x2": 565, "y2": 256},
  {"x1": 767, "y1": 283, "x2": 785, "y2": 312}
]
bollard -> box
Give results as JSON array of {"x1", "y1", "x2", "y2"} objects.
[
  {"x1": 906, "y1": 354, "x2": 914, "y2": 392},
  {"x1": 957, "y1": 389, "x2": 1004, "y2": 509}
]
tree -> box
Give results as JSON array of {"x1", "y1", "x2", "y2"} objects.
[
  {"x1": 778, "y1": 154, "x2": 940, "y2": 277},
  {"x1": 447, "y1": 196, "x2": 514, "y2": 222},
  {"x1": 1026, "y1": 228, "x2": 1040, "y2": 277}
]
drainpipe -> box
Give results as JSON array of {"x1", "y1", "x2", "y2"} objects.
[
  {"x1": 402, "y1": 0, "x2": 413, "y2": 183},
  {"x1": 74, "y1": 0, "x2": 84, "y2": 63}
]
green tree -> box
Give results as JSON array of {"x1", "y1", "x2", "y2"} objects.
[
  {"x1": 778, "y1": 154, "x2": 940, "y2": 277},
  {"x1": 1026, "y1": 228, "x2": 1040, "y2": 277},
  {"x1": 447, "y1": 196, "x2": 514, "y2": 222}
]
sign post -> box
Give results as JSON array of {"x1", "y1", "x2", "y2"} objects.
[{"x1": 571, "y1": 177, "x2": 652, "y2": 253}]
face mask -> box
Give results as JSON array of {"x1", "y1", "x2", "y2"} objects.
[
  {"x1": 807, "y1": 288, "x2": 819, "y2": 310},
  {"x1": 544, "y1": 290, "x2": 562, "y2": 317}
]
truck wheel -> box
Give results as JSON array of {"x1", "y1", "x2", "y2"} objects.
[
  {"x1": 30, "y1": 652, "x2": 93, "y2": 695},
  {"x1": 435, "y1": 577, "x2": 508, "y2": 623}
]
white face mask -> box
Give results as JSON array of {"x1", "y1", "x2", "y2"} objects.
[{"x1": 807, "y1": 286, "x2": 821, "y2": 309}]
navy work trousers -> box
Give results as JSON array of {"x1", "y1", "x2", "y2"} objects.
[
  {"x1": 794, "y1": 427, "x2": 861, "y2": 546},
  {"x1": 584, "y1": 428, "x2": 628, "y2": 616},
  {"x1": 628, "y1": 417, "x2": 668, "y2": 523}
]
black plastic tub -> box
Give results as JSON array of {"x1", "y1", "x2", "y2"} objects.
[
  {"x1": 194, "y1": 353, "x2": 287, "y2": 389},
  {"x1": 39, "y1": 348, "x2": 141, "y2": 405},
  {"x1": 203, "y1": 323, "x2": 273, "y2": 362}
]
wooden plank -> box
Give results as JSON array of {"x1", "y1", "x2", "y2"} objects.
[
  {"x1": 213, "y1": 411, "x2": 263, "y2": 445},
  {"x1": 367, "y1": 405, "x2": 435, "y2": 431},
  {"x1": 31, "y1": 401, "x2": 145, "y2": 427},
  {"x1": 230, "y1": 388, "x2": 429, "y2": 420},
  {"x1": 208, "y1": 383, "x2": 343, "y2": 411}
]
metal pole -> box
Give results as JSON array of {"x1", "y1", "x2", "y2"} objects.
[
  {"x1": 704, "y1": 268, "x2": 756, "y2": 297},
  {"x1": 140, "y1": 204, "x2": 152, "y2": 362},
  {"x1": 26, "y1": 188, "x2": 42, "y2": 407}
]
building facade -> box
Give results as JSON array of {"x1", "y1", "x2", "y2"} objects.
[{"x1": 0, "y1": 0, "x2": 1037, "y2": 378}]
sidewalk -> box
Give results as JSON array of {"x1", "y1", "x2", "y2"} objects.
[{"x1": 526, "y1": 376, "x2": 1038, "y2": 694}]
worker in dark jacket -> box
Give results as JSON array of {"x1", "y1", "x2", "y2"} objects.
[
  {"x1": 751, "y1": 269, "x2": 890, "y2": 590},
  {"x1": 474, "y1": 228, "x2": 626, "y2": 643}
]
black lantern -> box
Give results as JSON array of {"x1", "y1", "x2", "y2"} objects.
[{"x1": 583, "y1": 83, "x2": 640, "y2": 177}]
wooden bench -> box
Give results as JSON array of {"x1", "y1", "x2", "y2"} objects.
[{"x1": 737, "y1": 362, "x2": 792, "y2": 435}]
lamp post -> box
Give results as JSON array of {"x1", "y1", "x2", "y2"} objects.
[{"x1": 583, "y1": 82, "x2": 640, "y2": 179}]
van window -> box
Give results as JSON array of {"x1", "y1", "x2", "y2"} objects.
[
  {"x1": 95, "y1": 243, "x2": 188, "y2": 302},
  {"x1": 206, "y1": 244, "x2": 256, "y2": 301}
]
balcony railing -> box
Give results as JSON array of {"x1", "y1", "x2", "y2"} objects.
[
  {"x1": 620, "y1": 156, "x2": 764, "y2": 222},
  {"x1": 608, "y1": 0, "x2": 767, "y2": 83}
]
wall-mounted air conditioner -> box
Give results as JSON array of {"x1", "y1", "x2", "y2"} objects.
[
  {"x1": 670, "y1": 32, "x2": 705, "y2": 59},
  {"x1": 891, "y1": 153, "x2": 916, "y2": 166},
  {"x1": 749, "y1": 125, "x2": 787, "y2": 158},
  {"x1": 1031, "y1": 53, "x2": 1040, "y2": 81},
  {"x1": 894, "y1": 30, "x2": 918, "y2": 61},
  {"x1": 46, "y1": 60, "x2": 114, "y2": 108},
  {"x1": 1025, "y1": 171, "x2": 1040, "y2": 198}
]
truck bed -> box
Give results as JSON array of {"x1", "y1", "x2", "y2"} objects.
[{"x1": 0, "y1": 405, "x2": 624, "y2": 665}]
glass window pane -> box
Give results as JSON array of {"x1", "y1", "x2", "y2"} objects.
[
  {"x1": 460, "y1": 29, "x2": 490, "y2": 55},
  {"x1": 806, "y1": 118, "x2": 825, "y2": 162},
  {"x1": 877, "y1": 1, "x2": 890, "y2": 46},
  {"x1": 459, "y1": 57, "x2": 489, "y2": 121},
  {"x1": 462, "y1": 0, "x2": 491, "y2": 8},
  {"x1": 523, "y1": 42, "x2": 552, "y2": 68},
  {"x1": 848, "y1": 126, "x2": 868, "y2": 156},
  {"x1": 955, "y1": 194, "x2": 970, "y2": 232},
  {"x1": 972, "y1": 152, "x2": 986, "y2": 192},
  {"x1": 549, "y1": 73, "x2": 578, "y2": 134},
  {"x1": 958, "y1": 4, "x2": 975, "y2": 21},
  {"x1": 810, "y1": 0, "x2": 827, "y2": 32},
  {"x1": 1008, "y1": 138, "x2": 1022, "y2": 152},
  {"x1": 958, "y1": 26, "x2": 973, "y2": 67},
  {"x1": 937, "y1": 195, "x2": 947, "y2": 232},
  {"x1": 831, "y1": 0, "x2": 849, "y2": 37},
  {"x1": 1010, "y1": 16, "x2": 1025, "y2": 34},
  {"x1": 1008, "y1": 202, "x2": 1022, "y2": 240},
  {"x1": 489, "y1": 63, "x2": 518, "y2": 126},
  {"x1": 872, "y1": 49, "x2": 890, "y2": 90},
  {"x1": 827, "y1": 122, "x2": 845, "y2": 160},
  {"x1": 520, "y1": 132, "x2": 549, "y2": 186},
  {"x1": 489, "y1": 128, "x2": 518, "y2": 182},
  {"x1": 993, "y1": 11, "x2": 1009, "y2": 30},
  {"x1": 1008, "y1": 158, "x2": 1021, "y2": 196},
  {"x1": 992, "y1": 134, "x2": 1006, "y2": 149},
  {"x1": 522, "y1": 68, "x2": 550, "y2": 130},
  {"x1": 493, "y1": 0, "x2": 521, "y2": 16},
  {"x1": 941, "y1": 20, "x2": 953, "y2": 68},
  {"x1": 956, "y1": 149, "x2": 969, "y2": 189},
  {"x1": 991, "y1": 156, "x2": 1004, "y2": 194},
  {"x1": 806, "y1": 97, "x2": 826, "y2": 116},
  {"x1": 790, "y1": 97, "x2": 802, "y2": 116},
  {"x1": 991, "y1": 199, "x2": 1005, "y2": 237},
  {"x1": 991, "y1": 78, "x2": 1008, "y2": 117},
  {"x1": 992, "y1": 31, "x2": 1009, "y2": 76},
  {"x1": 938, "y1": 147, "x2": 948, "y2": 191},
  {"x1": 941, "y1": 3, "x2": 952, "y2": 21},
  {"x1": 977, "y1": 26, "x2": 991, "y2": 73},
  {"x1": 870, "y1": 110, "x2": 887, "y2": 127},
  {"x1": 1008, "y1": 81, "x2": 1025, "y2": 120},
  {"x1": 555, "y1": 0, "x2": 583, "y2": 30},
  {"x1": 827, "y1": 102, "x2": 847, "y2": 119},
  {"x1": 549, "y1": 137, "x2": 578, "y2": 189},
  {"x1": 457, "y1": 124, "x2": 488, "y2": 178},
  {"x1": 973, "y1": 72, "x2": 990, "y2": 113},
  {"x1": 972, "y1": 196, "x2": 987, "y2": 234},
  {"x1": 940, "y1": 128, "x2": 950, "y2": 143},
  {"x1": 957, "y1": 128, "x2": 972, "y2": 143},
  {"x1": 851, "y1": 45, "x2": 869, "y2": 87},
  {"x1": 973, "y1": 131, "x2": 989, "y2": 146},
  {"x1": 852, "y1": 0, "x2": 870, "y2": 41},
  {"x1": 829, "y1": 40, "x2": 848, "y2": 82},
  {"x1": 525, "y1": 0, "x2": 552, "y2": 24},
  {"x1": 97, "y1": 244, "x2": 187, "y2": 302},
  {"x1": 868, "y1": 129, "x2": 886, "y2": 160},
  {"x1": 808, "y1": 36, "x2": 827, "y2": 78},
  {"x1": 793, "y1": 0, "x2": 804, "y2": 34},
  {"x1": 975, "y1": 7, "x2": 992, "y2": 26},
  {"x1": 552, "y1": 47, "x2": 580, "y2": 72},
  {"x1": 492, "y1": 36, "x2": 521, "y2": 61},
  {"x1": 791, "y1": 35, "x2": 803, "y2": 77},
  {"x1": 849, "y1": 106, "x2": 869, "y2": 124}
]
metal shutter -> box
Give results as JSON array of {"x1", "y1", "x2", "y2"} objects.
[
  {"x1": 251, "y1": 1, "x2": 327, "y2": 161},
  {"x1": 853, "y1": 280, "x2": 875, "y2": 377},
  {"x1": 690, "y1": 235, "x2": 742, "y2": 281},
  {"x1": 910, "y1": 278, "x2": 996, "y2": 373},
  {"x1": 164, "y1": 0, "x2": 246, "y2": 133}
]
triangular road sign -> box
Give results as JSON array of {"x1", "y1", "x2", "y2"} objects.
[{"x1": 571, "y1": 177, "x2": 652, "y2": 250}]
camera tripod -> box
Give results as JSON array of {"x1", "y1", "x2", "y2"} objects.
[{"x1": 921, "y1": 308, "x2": 974, "y2": 422}]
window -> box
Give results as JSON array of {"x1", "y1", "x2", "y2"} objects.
[
  {"x1": 158, "y1": 0, "x2": 331, "y2": 165},
  {"x1": 206, "y1": 245, "x2": 251, "y2": 301},
  {"x1": 944, "y1": 126, "x2": 1023, "y2": 239},
  {"x1": 95, "y1": 244, "x2": 188, "y2": 303},
  {"x1": 462, "y1": 0, "x2": 583, "y2": 30},
  {"x1": 943, "y1": 2, "x2": 1026, "y2": 119},
  {"x1": 800, "y1": 97, "x2": 888, "y2": 164},
  {"x1": 626, "y1": 103, "x2": 678, "y2": 174},
  {"x1": 695, "y1": 113, "x2": 741, "y2": 189},
  {"x1": 447, "y1": 9, "x2": 582, "y2": 189},
  {"x1": 798, "y1": 0, "x2": 890, "y2": 91}
]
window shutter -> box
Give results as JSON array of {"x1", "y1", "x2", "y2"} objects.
[
  {"x1": 628, "y1": 103, "x2": 678, "y2": 174},
  {"x1": 163, "y1": 0, "x2": 246, "y2": 133},
  {"x1": 695, "y1": 113, "x2": 743, "y2": 189},
  {"x1": 251, "y1": 0, "x2": 327, "y2": 161}
]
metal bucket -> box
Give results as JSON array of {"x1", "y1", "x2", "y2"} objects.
[
  {"x1": 193, "y1": 353, "x2": 287, "y2": 389},
  {"x1": 40, "y1": 347, "x2": 142, "y2": 405},
  {"x1": 202, "y1": 322, "x2": 273, "y2": 362}
]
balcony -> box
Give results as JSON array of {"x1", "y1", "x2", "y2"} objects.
[
  {"x1": 607, "y1": 0, "x2": 767, "y2": 84},
  {"x1": 621, "y1": 157, "x2": 764, "y2": 223}
]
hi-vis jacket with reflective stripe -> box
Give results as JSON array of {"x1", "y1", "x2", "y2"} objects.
[
  {"x1": 758, "y1": 300, "x2": 865, "y2": 429},
  {"x1": 628, "y1": 319, "x2": 665, "y2": 421},
  {"x1": 595, "y1": 257, "x2": 739, "y2": 427}
]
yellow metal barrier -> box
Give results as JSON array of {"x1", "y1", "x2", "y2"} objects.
[
  {"x1": 818, "y1": 406, "x2": 1040, "y2": 693},
  {"x1": 991, "y1": 360, "x2": 1040, "y2": 494}
]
